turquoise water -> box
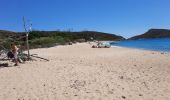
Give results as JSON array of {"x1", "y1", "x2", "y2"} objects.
[{"x1": 111, "y1": 38, "x2": 170, "y2": 52}]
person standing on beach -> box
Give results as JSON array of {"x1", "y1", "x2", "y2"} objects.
[{"x1": 11, "y1": 43, "x2": 19, "y2": 66}]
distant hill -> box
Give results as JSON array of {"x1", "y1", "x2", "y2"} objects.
[{"x1": 129, "y1": 29, "x2": 170, "y2": 40}]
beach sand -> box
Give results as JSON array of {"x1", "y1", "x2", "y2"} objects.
[{"x1": 0, "y1": 43, "x2": 170, "y2": 100}]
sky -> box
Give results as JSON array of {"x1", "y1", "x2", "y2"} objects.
[{"x1": 0, "y1": 0, "x2": 170, "y2": 38}]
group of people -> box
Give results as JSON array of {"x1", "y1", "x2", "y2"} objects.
[{"x1": 92, "y1": 41, "x2": 111, "y2": 48}]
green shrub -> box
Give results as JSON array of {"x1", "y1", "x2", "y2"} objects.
[
  {"x1": 29, "y1": 36, "x2": 67, "y2": 46},
  {"x1": 54, "y1": 36, "x2": 66, "y2": 44},
  {"x1": 30, "y1": 37, "x2": 56, "y2": 45}
]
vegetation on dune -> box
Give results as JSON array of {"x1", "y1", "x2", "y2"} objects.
[
  {"x1": 29, "y1": 36, "x2": 66, "y2": 48},
  {"x1": 0, "y1": 30, "x2": 125, "y2": 49}
]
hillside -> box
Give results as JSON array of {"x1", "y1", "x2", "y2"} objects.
[
  {"x1": 129, "y1": 29, "x2": 170, "y2": 40},
  {"x1": 0, "y1": 30, "x2": 18, "y2": 39},
  {"x1": 28, "y1": 31, "x2": 124, "y2": 41},
  {"x1": 0, "y1": 30, "x2": 125, "y2": 48}
]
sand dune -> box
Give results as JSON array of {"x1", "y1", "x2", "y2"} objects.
[{"x1": 0, "y1": 43, "x2": 170, "y2": 100}]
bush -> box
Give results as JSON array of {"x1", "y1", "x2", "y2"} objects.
[
  {"x1": 29, "y1": 36, "x2": 67, "y2": 47},
  {"x1": 30, "y1": 37, "x2": 56, "y2": 45},
  {"x1": 54, "y1": 36, "x2": 66, "y2": 44},
  {"x1": 2, "y1": 41, "x2": 11, "y2": 49}
]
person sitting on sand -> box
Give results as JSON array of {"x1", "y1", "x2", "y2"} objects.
[{"x1": 11, "y1": 43, "x2": 19, "y2": 66}]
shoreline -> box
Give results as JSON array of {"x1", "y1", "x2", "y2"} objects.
[
  {"x1": 110, "y1": 45, "x2": 170, "y2": 53},
  {"x1": 93, "y1": 41, "x2": 170, "y2": 53}
]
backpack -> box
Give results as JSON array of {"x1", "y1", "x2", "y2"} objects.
[{"x1": 7, "y1": 51, "x2": 14, "y2": 59}]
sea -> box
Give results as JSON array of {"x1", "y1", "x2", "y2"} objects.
[{"x1": 110, "y1": 38, "x2": 170, "y2": 52}]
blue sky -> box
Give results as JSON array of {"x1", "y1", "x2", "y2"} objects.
[{"x1": 0, "y1": 0, "x2": 170, "y2": 38}]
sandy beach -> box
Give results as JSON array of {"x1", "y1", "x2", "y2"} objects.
[{"x1": 0, "y1": 43, "x2": 170, "y2": 100}]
